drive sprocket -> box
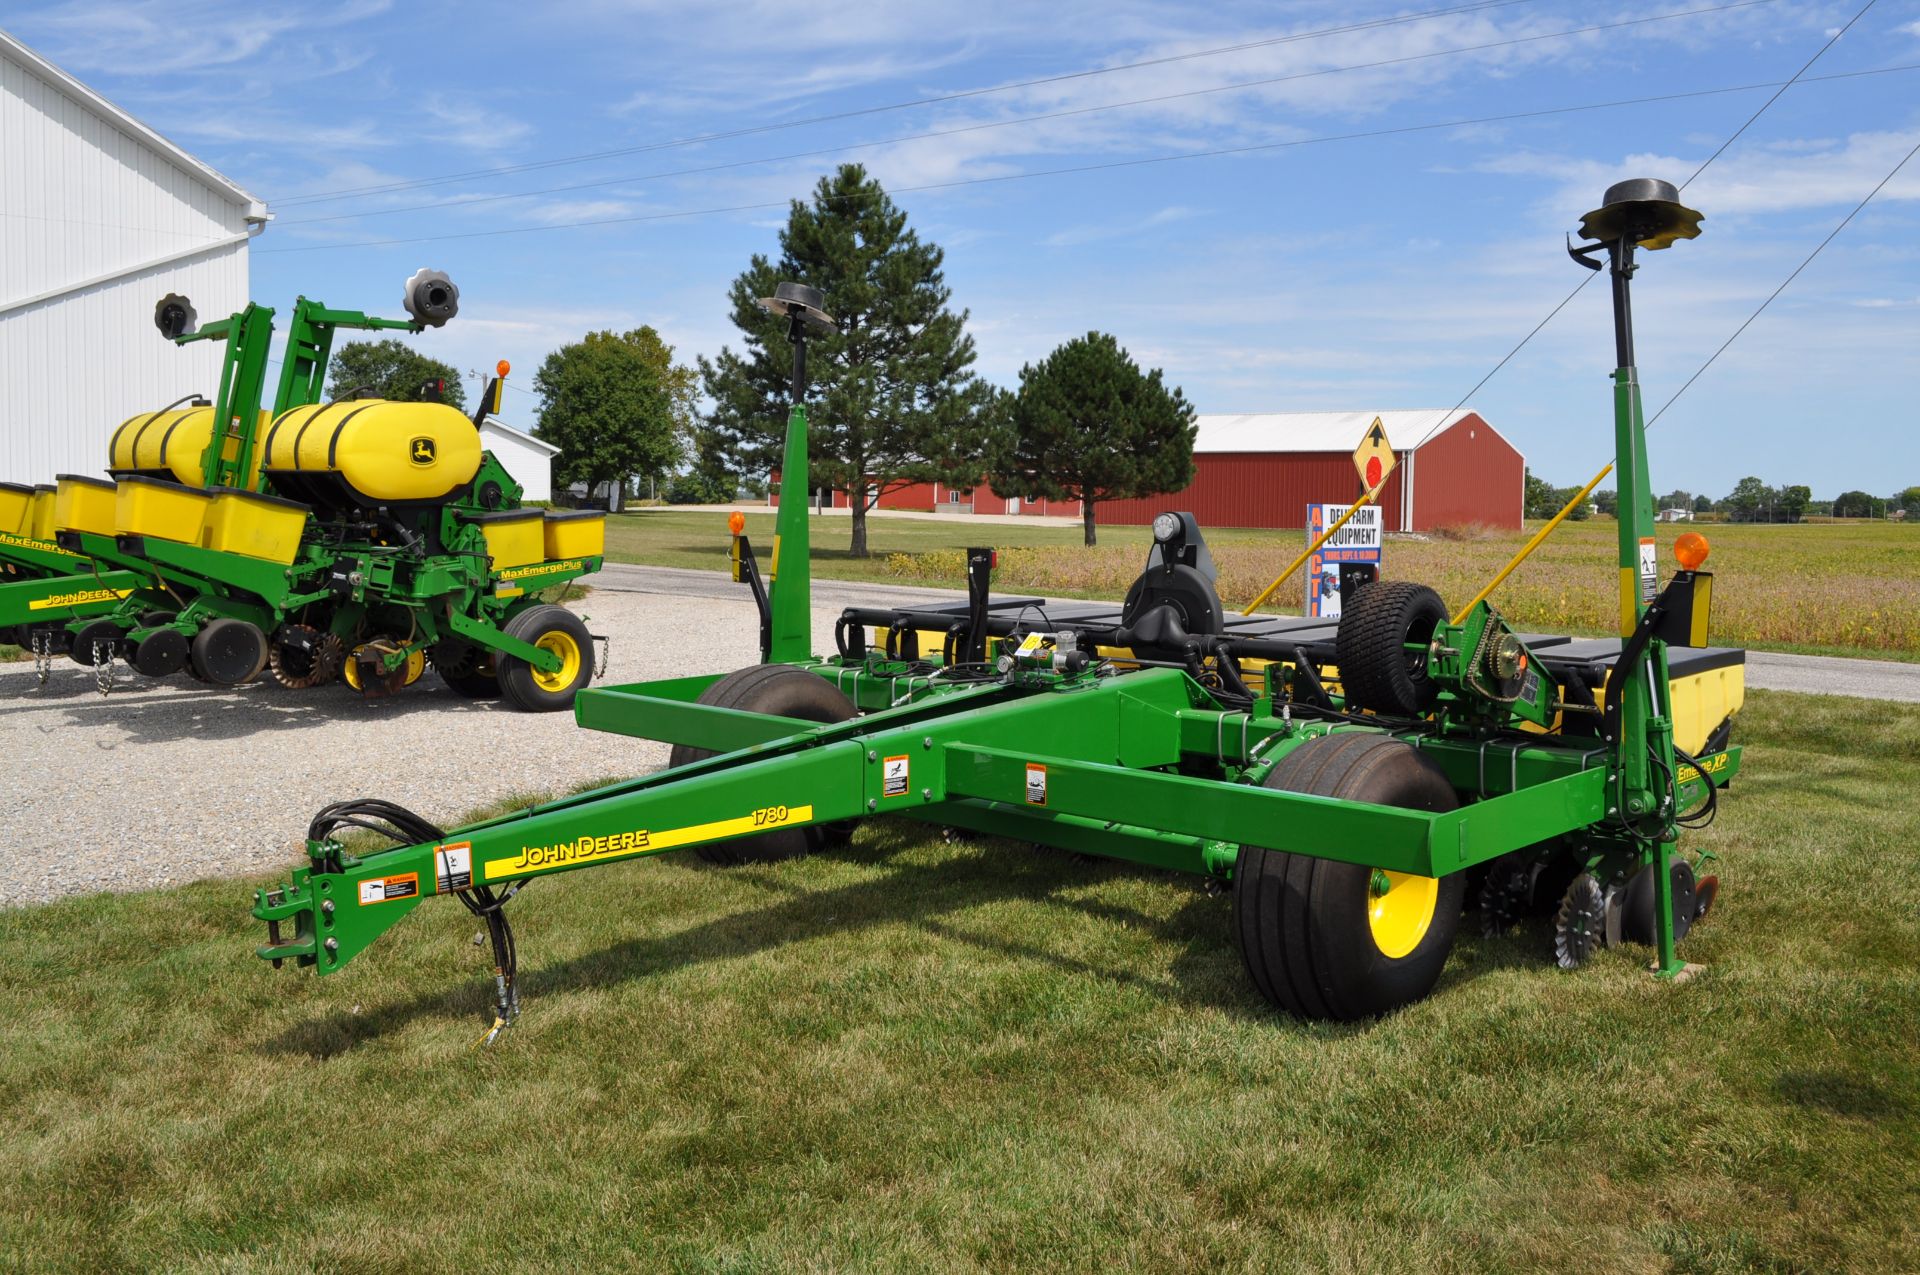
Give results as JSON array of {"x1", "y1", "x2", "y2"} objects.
[{"x1": 269, "y1": 626, "x2": 345, "y2": 690}]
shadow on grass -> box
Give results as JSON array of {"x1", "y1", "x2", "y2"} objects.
[
  {"x1": 1773, "y1": 1070, "x2": 1905, "y2": 1120},
  {"x1": 263, "y1": 825, "x2": 1539, "y2": 1060}
]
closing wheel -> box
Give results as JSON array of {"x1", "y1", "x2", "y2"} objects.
[
  {"x1": 668, "y1": 664, "x2": 856, "y2": 864},
  {"x1": 1233, "y1": 732, "x2": 1464, "y2": 1020},
  {"x1": 1335, "y1": 580, "x2": 1448, "y2": 716},
  {"x1": 497, "y1": 605, "x2": 594, "y2": 711},
  {"x1": 190, "y1": 618, "x2": 268, "y2": 685}
]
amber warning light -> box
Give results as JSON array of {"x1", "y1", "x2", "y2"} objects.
[
  {"x1": 728, "y1": 511, "x2": 746, "y2": 536},
  {"x1": 496, "y1": 360, "x2": 511, "y2": 378},
  {"x1": 1674, "y1": 532, "x2": 1710, "y2": 571}
]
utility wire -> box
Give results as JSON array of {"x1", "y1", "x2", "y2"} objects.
[
  {"x1": 269, "y1": 0, "x2": 1548, "y2": 207},
  {"x1": 1648, "y1": 134, "x2": 1919, "y2": 426},
  {"x1": 1409, "y1": 0, "x2": 1878, "y2": 443}
]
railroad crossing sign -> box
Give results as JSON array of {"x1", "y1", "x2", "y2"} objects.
[{"x1": 1353, "y1": 417, "x2": 1395, "y2": 490}]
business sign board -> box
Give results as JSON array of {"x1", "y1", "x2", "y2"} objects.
[{"x1": 1306, "y1": 503, "x2": 1383, "y2": 619}]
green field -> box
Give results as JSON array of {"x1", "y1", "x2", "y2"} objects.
[
  {"x1": 4, "y1": 688, "x2": 1917, "y2": 1272},
  {"x1": 608, "y1": 510, "x2": 1920, "y2": 661}
]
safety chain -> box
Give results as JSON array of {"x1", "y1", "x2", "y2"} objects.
[
  {"x1": 592, "y1": 634, "x2": 611, "y2": 679},
  {"x1": 93, "y1": 638, "x2": 121, "y2": 697},
  {"x1": 34, "y1": 631, "x2": 55, "y2": 686}
]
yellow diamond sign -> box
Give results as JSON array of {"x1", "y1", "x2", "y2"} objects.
[{"x1": 1353, "y1": 417, "x2": 1396, "y2": 491}]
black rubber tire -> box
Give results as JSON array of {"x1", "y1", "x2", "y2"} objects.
[
  {"x1": 1233, "y1": 732, "x2": 1464, "y2": 1020},
  {"x1": 443, "y1": 663, "x2": 504, "y2": 699},
  {"x1": 70, "y1": 618, "x2": 126, "y2": 666},
  {"x1": 1335, "y1": 580, "x2": 1448, "y2": 716},
  {"x1": 497, "y1": 605, "x2": 594, "y2": 711},
  {"x1": 431, "y1": 639, "x2": 504, "y2": 699},
  {"x1": 129, "y1": 626, "x2": 189, "y2": 677},
  {"x1": 191, "y1": 618, "x2": 269, "y2": 685},
  {"x1": 668, "y1": 664, "x2": 856, "y2": 864}
]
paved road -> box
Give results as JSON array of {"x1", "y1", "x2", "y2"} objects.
[{"x1": 597, "y1": 563, "x2": 1920, "y2": 703}]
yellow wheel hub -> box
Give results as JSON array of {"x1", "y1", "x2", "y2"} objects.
[
  {"x1": 1368, "y1": 869, "x2": 1439, "y2": 959},
  {"x1": 343, "y1": 643, "x2": 424, "y2": 692},
  {"x1": 531, "y1": 630, "x2": 583, "y2": 692}
]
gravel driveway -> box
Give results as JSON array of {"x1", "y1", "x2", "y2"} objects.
[{"x1": 0, "y1": 581, "x2": 842, "y2": 905}]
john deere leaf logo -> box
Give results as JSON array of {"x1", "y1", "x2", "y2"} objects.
[{"x1": 409, "y1": 436, "x2": 436, "y2": 466}]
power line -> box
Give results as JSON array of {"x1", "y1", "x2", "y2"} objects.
[
  {"x1": 1410, "y1": 0, "x2": 1878, "y2": 445},
  {"x1": 268, "y1": 0, "x2": 1548, "y2": 208},
  {"x1": 282, "y1": 0, "x2": 1833, "y2": 230},
  {"x1": 1648, "y1": 135, "x2": 1919, "y2": 426}
]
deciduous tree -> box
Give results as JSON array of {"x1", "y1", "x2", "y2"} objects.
[
  {"x1": 533, "y1": 327, "x2": 686, "y2": 504},
  {"x1": 326, "y1": 338, "x2": 466, "y2": 410}
]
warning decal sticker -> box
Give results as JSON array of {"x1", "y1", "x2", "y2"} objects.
[
  {"x1": 435, "y1": 842, "x2": 473, "y2": 893},
  {"x1": 1638, "y1": 537, "x2": 1659, "y2": 604},
  {"x1": 358, "y1": 872, "x2": 419, "y2": 906},
  {"x1": 1025, "y1": 763, "x2": 1048, "y2": 806},
  {"x1": 882, "y1": 755, "x2": 910, "y2": 799}
]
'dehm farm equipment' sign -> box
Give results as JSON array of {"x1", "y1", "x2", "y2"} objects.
[{"x1": 1305, "y1": 503, "x2": 1382, "y2": 619}]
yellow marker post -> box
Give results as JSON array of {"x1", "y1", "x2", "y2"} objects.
[{"x1": 1449, "y1": 462, "x2": 1613, "y2": 624}]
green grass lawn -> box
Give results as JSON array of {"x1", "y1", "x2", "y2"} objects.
[
  {"x1": 607, "y1": 510, "x2": 1920, "y2": 661},
  {"x1": 3, "y1": 689, "x2": 1917, "y2": 1272}
]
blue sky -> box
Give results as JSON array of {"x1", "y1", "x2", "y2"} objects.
[{"x1": 7, "y1": 0, "x2": 1917, "y2": 500}]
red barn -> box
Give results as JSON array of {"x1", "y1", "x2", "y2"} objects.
[{"x1": 1084, "y1": 409, "x2": 1524, "y2": 531}]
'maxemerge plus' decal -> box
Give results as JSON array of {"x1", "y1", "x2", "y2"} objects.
[
  {"x1": 484, "y1": 804, "x2": 814, "y2": 881},
  {"x1": 495, "y1": 559, "x2": 585, "y2": 582}
]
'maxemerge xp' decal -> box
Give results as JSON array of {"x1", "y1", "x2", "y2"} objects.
[{"x1": 484, "y1": 804, "x2": 813, "y2": 880}]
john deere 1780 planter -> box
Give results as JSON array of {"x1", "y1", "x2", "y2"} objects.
[
  {"x1": 254, "y1": 181, "x2": 1742, "y2": 1033},
  {"x1": 4, "y1": 271, "x2": 606, "y2": 710}
]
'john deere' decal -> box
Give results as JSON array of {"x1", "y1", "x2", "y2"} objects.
[{"x1": 409, "y1": 436, "x2": 436, "y2": 466}]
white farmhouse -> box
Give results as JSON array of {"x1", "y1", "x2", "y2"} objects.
[{"x1": 0, "y1": 28, "x2": 268, "y2": 483}]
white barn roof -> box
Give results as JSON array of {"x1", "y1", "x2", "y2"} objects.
[{"x1": 1193, "y1": 409, "x2": 1479, "y2": 455}]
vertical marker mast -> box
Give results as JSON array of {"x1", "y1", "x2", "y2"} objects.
[
  {"x1": 1569, "y1": 178, "x2": 1703, "y2": 977},
  {"x1": 757, "y1": 282, "x2": 837, "y2": 664}
]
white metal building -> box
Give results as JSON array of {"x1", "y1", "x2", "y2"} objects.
[
  {"x1": 0, "y1": 28, "x2": 268, "y2": 484},
  {"x1": 479, "y1": 416, "x2": 560, "y2": 503}
]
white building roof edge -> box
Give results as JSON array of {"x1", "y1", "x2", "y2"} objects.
[
  {"x1": 0, "y1": 26, "x2": 268, "y2": 222},
  {"x1": 482, "y1": 415, "x2": 561, "y2": 455},
  {"x1": 1193, "y1": 408, "x2": 1519, "y2": 457}
]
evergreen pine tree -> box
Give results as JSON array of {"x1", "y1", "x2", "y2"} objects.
[
  {"x1": 986, "y1": 332, "x2": 1195, "y2": 545},
  {"x1": 697, "y1": 164, "x2": 991, "y2": 557}
]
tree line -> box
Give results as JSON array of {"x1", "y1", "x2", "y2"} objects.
[
  {"x1": 1523, "y1": 470, "x2": 1920, "y2": 523},
  {"x1": 327, "y1": 164, "x2": 1194, "y2": 553}
]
